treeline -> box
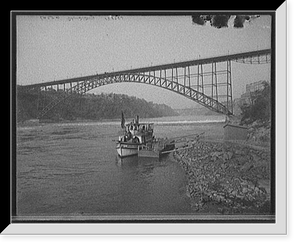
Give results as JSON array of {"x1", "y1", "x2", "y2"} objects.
[{"x1": 17, "y1": 88, "x2": 178, "y2": 122}]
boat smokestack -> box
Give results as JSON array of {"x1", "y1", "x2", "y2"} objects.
[{"x1": 121, "y1": 111, "x2": 125, "y2": 129}]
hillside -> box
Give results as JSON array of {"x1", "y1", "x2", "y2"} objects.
[{"x1": 17, "y1": 88, "x2": 178, "y2": 122}]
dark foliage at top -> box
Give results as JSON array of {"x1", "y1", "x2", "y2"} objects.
[{"x1": 192, "y1": 15, "x2": 259, "y2": 29}]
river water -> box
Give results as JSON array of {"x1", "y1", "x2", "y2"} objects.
[{"x1": 16, "y1": 115, "x2": 225, "y2": 218}]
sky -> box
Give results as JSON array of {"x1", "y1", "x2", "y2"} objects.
[{"x1": 16, "y1": 14, "x2": 272, "y2": 109}]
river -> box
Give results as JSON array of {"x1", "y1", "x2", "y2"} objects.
[{"x1": 16, "y1": 115, "x2": 225, "y2": 219}]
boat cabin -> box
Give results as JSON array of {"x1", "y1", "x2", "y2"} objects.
[
  {"x1": 118, "y1": 122, "x2": 154, "y2": 144},
  {"x1": 126, "y1": 122, "x2": 153, "y2": 136}
]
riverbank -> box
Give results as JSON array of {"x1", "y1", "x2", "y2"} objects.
[
  {"x1": 17, "y1": 115, "x2": 225, "y2": 129},
  {"x1": 173, "y1": 137, "x2": 272, "y2": 215},
  {"x1": 17, "y1": 118, "x2": 120, "y2": 127}
]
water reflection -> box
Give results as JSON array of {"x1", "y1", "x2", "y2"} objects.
[
  {"x1": 115, "y1": 155, "x2": 156, "y2": 180},
  {"x1": 115, "y1": 155, "x2": 171, "y2": 191},
  {"x1": 115, "y1": 155, "x2": 138, "y2": 167},
  {"x1": 113, "y1": 154, "x2": 190, "y2": 214},
  {"x1": 113, "y1": 155, "x2": 156, "y2": 213},
  {"x1": 115, "y1": 154, "x2": 169, "y2": 167}
]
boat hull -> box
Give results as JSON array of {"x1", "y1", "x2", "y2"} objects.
[
  {"x1": 116, "y1": 142, "x2": 139, "y2": 158},
  {"x1": 138, "y1": 148, "x2": 159, "y2": 158}
]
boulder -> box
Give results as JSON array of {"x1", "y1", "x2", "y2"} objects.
[
  {"x1": 257, "y1": 179, "x2": 270, "y2": 194},
  {"x1": 221, "y1": 163, "x2": 228, "y2": 170},
  {"x1": 236, "y1": 155, "x2": 250, "y2": 165},
  {"x1": 227, "y1": 151, "x2": 234, "y2": 160},
  {"x1": 240, "y1": 162, "x2": 253, "y2": 172},
  {"x1": 242, "y1": 187, "x2": 249, "y2": 194}
]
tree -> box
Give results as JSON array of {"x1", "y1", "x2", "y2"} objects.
[
  {"x1": 191, "y1": 15, "x2": 260, "y2": 29},
  {"x1": 17, "y1": 90, "x2": 178, "y2": 122}
]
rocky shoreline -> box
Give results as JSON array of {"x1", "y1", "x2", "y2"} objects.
[{"x1": 173, "y1": 138, "x2": 272, "y2": 214}]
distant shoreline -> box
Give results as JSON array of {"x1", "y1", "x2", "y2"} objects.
[{"x1": 17, "y1": 115, "x2": 226, "y2": 128}]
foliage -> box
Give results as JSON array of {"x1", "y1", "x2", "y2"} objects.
[
  {"x1": 240, "y1": 82, "x2": 271, "y2": 125},
  {"x1": 192, "y1": 15, "x2": 260, "y2": 28},
  {"x1": 16, "y1": 88, "x2": 178, "y2": 122}
]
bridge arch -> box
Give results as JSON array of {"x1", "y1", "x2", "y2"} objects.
[
  {"x1": 27, "y1": 49, "x2": 272, "y2": 119},
  {"x1": 38, "y1": 72, "x2": 230, "y2": 119}
]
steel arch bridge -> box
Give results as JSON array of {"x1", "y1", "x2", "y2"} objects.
[{"x1": 19, "y1": 49, "x2": 271, "y2": 119}]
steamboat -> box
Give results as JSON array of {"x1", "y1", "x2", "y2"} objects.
[{"x1": 116, "y1": 114, "x2": 154, "y2": 158}]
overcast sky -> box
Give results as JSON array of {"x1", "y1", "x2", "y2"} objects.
[{"x1": 17, "y1": 14, "x2": 271, "y2": 109}]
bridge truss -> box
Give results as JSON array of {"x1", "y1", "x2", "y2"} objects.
[{"x1": 20, "y1": 49, "x2": 271, "y2": 119}]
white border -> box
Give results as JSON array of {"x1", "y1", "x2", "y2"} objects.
[
  {"x1": 274, "y1": 0, "x2": 287, "y2": 235},
  {"x1": 3, "y1": 4, "x2": 287, "y2": 235}
]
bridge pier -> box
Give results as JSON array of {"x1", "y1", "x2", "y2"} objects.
[{"x1": 226, "y1": 60, "x2": 233, "y2": 114}]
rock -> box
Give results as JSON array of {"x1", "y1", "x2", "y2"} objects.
[
  {"x1": 220, "y1": 151, "x2": 233, "y2": 162},
  {"x1": 236, "y1": 155, "x2": 250, "y2": 165},
  {"x1": 227, "y1": 151, "x2": 234, "y2": 160},
  {"x1": 235, "y1": 149, "x2": 245, "y2": 156},
  {"x1": 240, "y1": 162, "x2": 253, "y2": 172},
  {"x1": 210, "y1": 151, "x2": 223, "y2": 161},
  {"x1": 247, "y1": 180, "x2": 256, "y2": 190},
  {"x1": 175, "y1": 139, "x2": 271, "y2": 213},
  {"x1": 216, "y1": 195, "x2": 225, "y2": 202},
  {"x1": 191, "y1": 202, "x2": 199, "y2": 212},
  {"x1": 226, "y1": 161, "x2": 236, "y2": 169},
  {"x1": 251, "y1": 153, "x2": 261, "y2": 163},
  {"x1": 236, "y1": 194, "x2": 245, "y2": 200},
  {"x1": 230, "y1": 190, "x2": 237, "y2": 197},
  {"x1": 257, "y1": 179, "x2": 270, "y2": 194},
  {"x1": 221, "y1": 163, "x2": 228, "y2": 170},
  {"x1": 242, "y1": 187, "x2": 249, "y2": 194}
]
